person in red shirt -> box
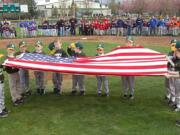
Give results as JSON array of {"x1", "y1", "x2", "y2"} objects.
[
  {"x1": 93, "y1": 17, "x2": 100, "y2": 35},
  {"x1": 103, "y1": 17, "x2": 111, "y2": 35},
  {"x1": 99, "y1": 21, "x2": 105, "y2": 36},
  {"x1": 170, "y1": 16, "x2": 179, "y2": 36}
]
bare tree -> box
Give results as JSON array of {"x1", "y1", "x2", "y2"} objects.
[
  {"x1": 108, "y1": 0, "x2": 119, "y2": 15},
  {"x1": 131, "y1": 0, "x2": 148, "y2": 14},
  {"x1": 120, "y1": 0, "x2": 180, "y2": 16}
]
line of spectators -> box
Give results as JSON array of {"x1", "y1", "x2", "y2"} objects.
[
  {"x1": 35, "y1": 15, "x2": 180, "y2": 37},
  {"x1": 0, "y1": 19, "x2": 17, "y2": 38},
  {"x1": 1, "y1": 15, "x2": 179, "y2": 39}
]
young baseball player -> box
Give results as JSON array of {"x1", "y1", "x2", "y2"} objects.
[
  {"x1": 48, "y1": 39, "x2": 68, "y2": 95},
  {"x1": 165, "y1": 40, "x2": 180, "y2": 126},
  {"x1": 0, "y1": 54, "x2": 9, "y2": 117},
  {"x1": 95, "y1": 44, "x2": 109, "y2": 96},
  {"x1": 70, "y1": 42, "x2": 86, "y2": 96},
  {"x1": 165, "y1": 39, "x2": 176, "y2": 106},
  {"x1": 4, "y1": 44, "x2": 24, "y2": 106},
  {"x1": 33, "y1": 41, "x2": 45, "y2": 95},
  {"x1": 121, "y1": 36, "x2": 135, "y2": 99},
  {"x1": 166, "y1": 40, "x2": 180, "y2": 112},
  {"x1": 15, "y1": 41, "x2": 31, "y2": 97},
  {"x1": 67, "y1": 43, "x2": 76, "y2": 57}
]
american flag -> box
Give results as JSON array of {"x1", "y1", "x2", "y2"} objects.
[{"x1": 4, "y1": 46, "x2": 168, "y2": 76}]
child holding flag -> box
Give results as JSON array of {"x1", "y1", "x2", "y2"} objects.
[
  {"x1": 121, "y1": 36, "x2": 135, "y2": 99},
  {"x1": 165, "y1": 39, "x2": 176, "y2": 106},
  {"x1": 165, "y1": 40, "x2": 180, "y2": 126},
  {"x1": 0, "y1": 54, "x2": 9, "y2": 117},
  {"x1": 48, "y1": 39, "x2": 68, "y2": 95},
  {"x1": 33, "y1": 41, "x2": 46, "y2": 95},
  {"x1": 68, "y1": 42, "x2": 86, "y2": 96},
  {"x1": 95, "y1": 44, "x2": 109, "y2": 96},
  {"x1": 16, "y1": 41, "x2": 31, "y2": 97},
  {"x1": 4, "y1": 44, "x2": 24, "y2": 106}
]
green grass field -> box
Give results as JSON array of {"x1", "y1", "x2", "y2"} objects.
[{"x1": 0, "y1": 42, "x2": 180, "y2": 135}]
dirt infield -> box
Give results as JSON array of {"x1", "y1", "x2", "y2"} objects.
[{"x1": 0, "y1": 36, "x2": 180, "y2": 48}]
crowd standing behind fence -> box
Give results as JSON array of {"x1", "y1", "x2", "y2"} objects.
[{"x1": 0, "y1": 15, "x2": 179, "y2": 39}]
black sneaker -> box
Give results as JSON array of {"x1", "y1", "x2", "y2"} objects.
[
  {"x1": 25, "y1": 91, "x2": 31, "y2": 96},
  {"x1": 164, "y1": 96, "x2": 170, "y2": 101},
  {"x1": 54, "y1": 88, "x2": 61, "y2": 95},
  {"x1": 21, "y1": 93, "x2": 26, "y2": 98},
  {"x1": 174, "y1": 107, "x2": 180, "y2": 112},
  {"x1": 123, "y1": 94, "x2": 128, "y2": 98},
  {"x1": 80, "y1": 91, "x2": 85, "y2": 96},
  {"x1": 164, "y1": 96, "x2": 169, "y2": 101},
  {"x1": 98, "y1": 93, "x2": 102, "y2": 96},
  {"x1": 53, "y1": 88, "x2": 58, "y2": 94},
  {"x1": 2, "y1": 108, "x2": 10, "y2": 113},
  {"x1": 56, "y1": 89, "x2": 61, "y2": 95},
  {"x1": 37, "y1": 89, "x2": 41, "y2": 95},
  {"x1": 129, "y1": 94, "x2": 134, "y2": 100},
  {"x1": 171, "y1": 104, "x2": 177, "y2": 109},
  {"x1": 13, "y1": 101, "x2": 18, "y2": 106},
  {"x1": 105, "y1": 93, "x2": 109, "y2": 97},
  {"x1": 71, "y1": 90, "x2": 77, "y2": 96},
  {"x1": 176, "y1": 120, "x2": 180, "y2": 127},
  {"x1": 13, "y1": 100, "x2": 22, "y2": 106},
  {"x1": 0, "y1": 110, "x2": 8, "y2": 118},
  {"x1": 168, "y1": 101, "x2": 176, "y2": 107},
  {"x1": 18, "y1": 98, "x2": 24, "y2": 104},
  {"x1": 40, "y1": 89, "x2": 45, "y2": 95}
]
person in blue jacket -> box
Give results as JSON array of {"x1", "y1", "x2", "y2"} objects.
[
  {"x1": 149, "y1": 16, "x2": 158, "y2": 36},
  {"x1": 157, "y1": 18, "x2": 165, "y2": 36}
]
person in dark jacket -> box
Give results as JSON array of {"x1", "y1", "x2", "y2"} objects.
[
  {"x1": 56, "y1": 17, "x2": 65, "y2": 36},
  {"x1": 136, "y1": 16, "x2": 143, "y2": 35},
  {"x1": 69, "y1": 16, "x2": 77, "y2": 35},
  {"x1": 116, "y1": 17, "x2": 124, "y2": 36}
]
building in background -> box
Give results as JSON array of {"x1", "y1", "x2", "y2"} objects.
[{"x1": 35, "y1": 0, "x2": 111, "y2": 17}]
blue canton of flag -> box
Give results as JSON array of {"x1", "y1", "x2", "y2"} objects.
[{"x1": 20, "y1": 53, "x2": 76, "y2": 63}]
